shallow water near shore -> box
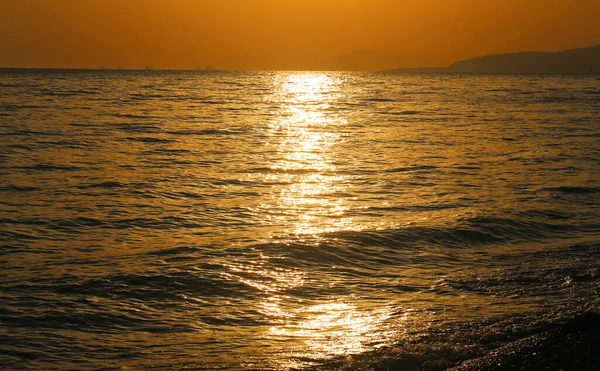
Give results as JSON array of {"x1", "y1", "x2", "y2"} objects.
[{"x1": 1, "y1": 70, "x2": 599, "y2": 370}]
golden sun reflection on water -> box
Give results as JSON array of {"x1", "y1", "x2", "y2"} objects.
[
  {"x1": 264, "y1": 73, "x2": 356, "y2": 236},
  {"x1": 231, "y1": 73, "x2": 397, "y2": 366},
  {"x1": 266, "y1": 301, "x2": 394, "y2": 358}
]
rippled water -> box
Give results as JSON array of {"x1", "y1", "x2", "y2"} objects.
[{"x1": 1, "y1": 70, "x2": 599, "y2": 370}]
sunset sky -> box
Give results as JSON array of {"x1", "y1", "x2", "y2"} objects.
[{"x1": 1, "y1": 0, "x2": 599, "y2": 70}]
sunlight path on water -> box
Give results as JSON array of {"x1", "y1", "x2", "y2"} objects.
[
  {"x1": 231, "y1": 73, "x2": 398, "y2": 368},
  {"x1": 266, "y1": 73, "x2": 353, "y2": 236}
]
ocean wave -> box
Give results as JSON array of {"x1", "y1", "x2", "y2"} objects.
[
  {"x1": 164, "y1": 128, "x2": 238, "y2": 136},
  {"x1": 319, "y1": 215, "x2": 574, "y2": 250},
  {"x1": 107, "y1": 123, "x2": 162, "y2": 133},
  {"x1": 539, "y1": 186, "x2": 600, "y2": 194},
  {"x1": 0, "y1": 185, "x2": 40, "y2": 192},
  {"x1": 75, "y1": 181, "x2": 127, "y2": 189},
  {"x1": 15, "y1": 163, "x2": 83, "y2": 172},
  {"x1": 122, "y1": 136, "x2": 177, "y2": 144}
]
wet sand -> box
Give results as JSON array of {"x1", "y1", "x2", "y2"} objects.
[
  {"x1": 452, "y1": 312, "x2": 600, "y2": 371},
  {"x1": 318, "y1": 312, "x2": 600, "y2": 371}
]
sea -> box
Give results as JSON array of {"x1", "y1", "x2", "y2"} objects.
[{"x1": 1, "y1": 70, "x2": 599, "y2": 370}]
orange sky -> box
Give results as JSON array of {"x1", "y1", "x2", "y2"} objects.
[{"x1": 1, "y1": 0, "x2": 599, "y2": 70}]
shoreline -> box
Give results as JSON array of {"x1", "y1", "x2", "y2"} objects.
[{"x1": 315, "y1": 311, "x2": 600, "y2": 371}]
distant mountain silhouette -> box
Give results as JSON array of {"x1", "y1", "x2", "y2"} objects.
[
  {"x1": 384, "y1": 44, "x2": 600, "y2": 74},
  {"x1": 313, "y1": 51, "x2": 446, "y2": 72},
  {"x1": 450, "y1": 44, "x2": 600, "y2": 73}
]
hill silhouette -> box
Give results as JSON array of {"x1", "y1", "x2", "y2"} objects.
[
  {"x1": 450, "y1": 44, "x2": 600, "y2": 73},
  {"x1": 313, "y1": 51, "x2": 446, "y2": 72},
  {"x1": 384, "y1": 44, "x2": 600, "y2": 74}
]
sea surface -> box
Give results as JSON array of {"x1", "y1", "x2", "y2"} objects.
[{"x1": 1, "y1": 70, "x2": 599, "y2": 370}]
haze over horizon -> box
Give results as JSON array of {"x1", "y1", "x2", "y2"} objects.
[{"x1": 1, "y1": 0, "x2": 600, "y2": 71}]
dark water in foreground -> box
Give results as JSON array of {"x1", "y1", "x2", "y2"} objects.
[{"x1": 1, "y1": 70, "x2": 599, "y2": 370}]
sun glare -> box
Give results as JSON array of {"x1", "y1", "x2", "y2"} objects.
[{"x1": 259, "y1": 73, "x2": 358, "y2": 236}]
